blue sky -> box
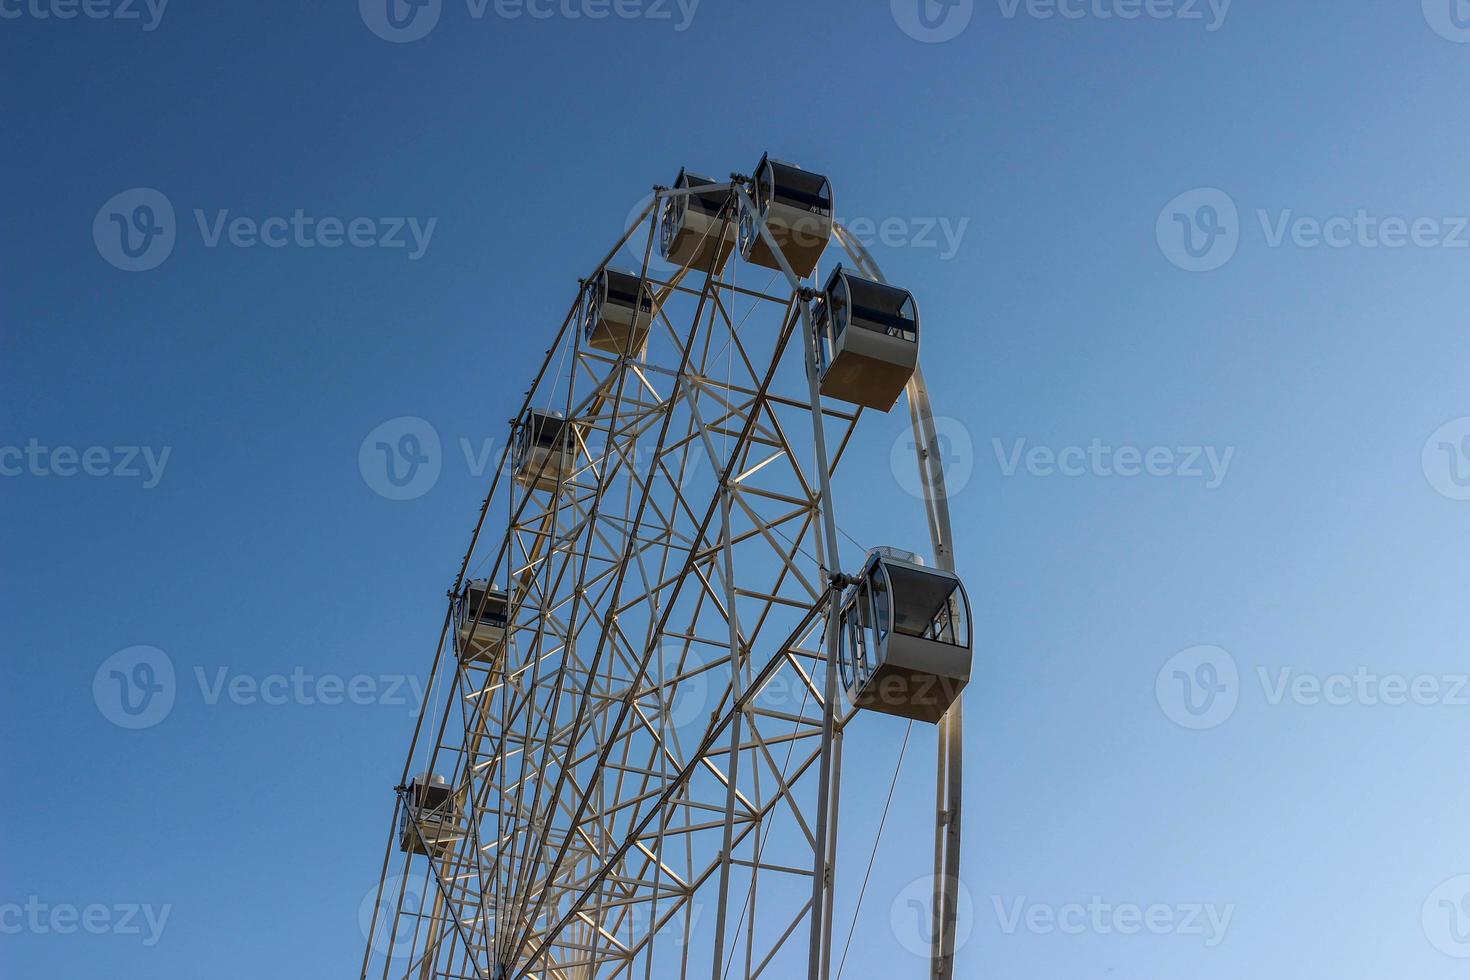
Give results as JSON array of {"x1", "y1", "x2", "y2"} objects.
[{"x1": 5, "y1": 0, "x2": 1470, "y2": 977}]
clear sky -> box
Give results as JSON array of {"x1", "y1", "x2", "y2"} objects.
[{"x1": 5, "y1": 1, "x2": 1470, "y2": 977}]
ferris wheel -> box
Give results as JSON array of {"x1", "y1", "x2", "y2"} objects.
[{"x1": 360, "y1": 153, "x2": 974, "y2": 980}]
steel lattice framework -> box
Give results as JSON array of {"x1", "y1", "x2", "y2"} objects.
[{"x1": 361, "y1": 175, "x2": 965, "y2": 980}]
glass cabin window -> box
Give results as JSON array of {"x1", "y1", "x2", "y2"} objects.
[
  {"x1": 528, "y1": 417, "x2": 569, "y2": 450},
  {"x1": 848, "y1": 278, "x2": 917, "y2": 343},
  {"x1": 689, "y1": 190, "x2": 727, "y2": 217},
  {"x1": 814, "y1": 302, "x2": 833, "y2": 373},
  {"x1": 755, "y1": 167, "x2": 775, "y2": 214},
  {"x1": 680, "y1": 174, "x2": 726, "y2": 218},
  {"x1": 828, "y1": 276, "x2": 850, "y2": 338},
  {"x1": 465, "y1": 589, "x2": 506, "y2": 627},
  {"x1": 768, "y1": 164, "x2": 832, "y2": 213},
  {"x1": 883, "y1": 564, "x2": 969, "y2": 647},
  {"x1": 411, "y1": 779, "x2": 452, "y2": 811},
  {"x1": 604, "y1": 274, "x2": 650, "y2": 310},
  {"x1": 842, "y1": 579, "x2": 875, "y2": 691},
  {"x1": 870, "y1": 561, "x2": 892, "y2": 643}
]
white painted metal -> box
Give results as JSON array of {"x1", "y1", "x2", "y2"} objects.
[{"x1": 360, "y1": 177, "x2": 968, "y2": 980}]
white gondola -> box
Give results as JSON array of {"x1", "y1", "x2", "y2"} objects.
[
  {"x1": 813, "y1": 265, "x2": 920, "y2": 411},
  {"x1": 584, "y1": 268, "x2": 656, "y2": 357},
  {"x1": 839, "y1": 548, "x2": 972, "y2": 724},
  {"x1": 738, "y1": 153, "x2": 833, "y2": 279},
  {"x1": 399, "y1": 773, "x2": 457, "y2": 857},
  {"x1": 456, "y1": 579, "x2": 508, "y2": 664},
  {"x1": 660, "y1": 169, "x2": 738, "y2": 275},
  {"x1": 513, "y1": 410, "x2": 576, "y2": 492}
]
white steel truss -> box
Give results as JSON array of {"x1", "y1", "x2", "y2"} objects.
[{"x1": 361, "y1": 175, "x2": 965, "y2": 980}]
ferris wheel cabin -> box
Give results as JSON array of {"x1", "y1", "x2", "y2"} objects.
[
  {"x1": 840, "y1": 549, "x2": 972, "y2": 724},
  {"x1": 584, "y1": 268, "x2": 656, "y2": 357},
  {"x1": 513, "y1": 410, "x2": 576, "y2": 492},
  {"x1": 456, "y1": 579, "x2": 508, "y2": 664},
  {"x1": 738, "y1": 154, "x2": 833, "y2": 279},
  {"x1": 399, "y1": 773, "x2": 457, "y2": 857},
  {"x1": 660, "y1": 169, "x2": 738, "y2": 275},
  {"x1": 813, "y1": 265, "x2": 920, "y2": 411}
]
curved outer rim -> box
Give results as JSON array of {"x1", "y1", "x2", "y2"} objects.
[{"x1": 832, "y1": 221, "x2": 965, "y2": 980}]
